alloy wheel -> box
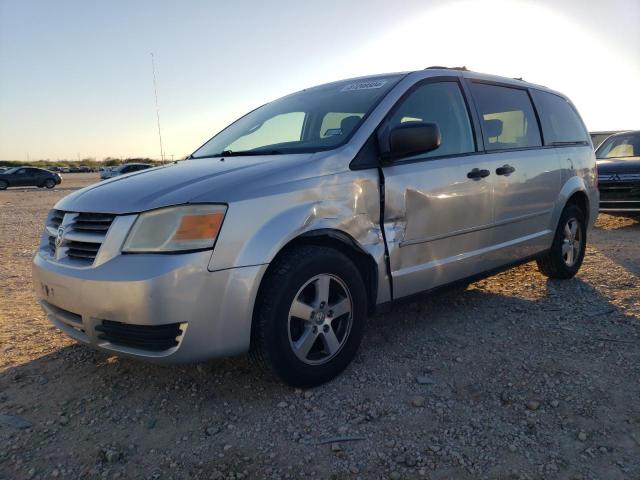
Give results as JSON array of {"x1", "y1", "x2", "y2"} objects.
[
  {"x1": 287, "y1": 274, "x2": 353, "y2": 365},
  {"x1": 562, "y1": 217, "x2": 582, "y2": 267}
]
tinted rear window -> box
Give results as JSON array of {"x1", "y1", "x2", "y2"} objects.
[
  {"x1": 471, "y1": 83, "x2": 542, "y2": 151},
  {"x1": 530, "y1": 90, "x2": 588, "y2": 145}
]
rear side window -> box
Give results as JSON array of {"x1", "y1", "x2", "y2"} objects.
[
  {"x1": 530, "y1": 90, "x2": 588, "y2": 145},
  {"x1": 387, "y1": 81, "x2": 475, "y2": 160},
  {"x1": 471, "y1": 83, "x2": 542, "y2": 151}
]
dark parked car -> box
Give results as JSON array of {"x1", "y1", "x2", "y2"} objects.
[
  {"x1": 0, "y1": 167, "x2": 62, "y2": 190},
  {"x1": 100, "y1": 163, "x2": 152, "y2": 179},
  {"x1": 596, "y1": 130, "x2": 640, "y2": 216}
]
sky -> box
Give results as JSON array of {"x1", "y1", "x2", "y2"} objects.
[{"x1": 0, "y1": 0, "x2": 639, "y2": 161}]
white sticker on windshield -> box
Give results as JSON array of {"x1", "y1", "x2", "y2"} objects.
[{"x1": 341, "y1": 80, "x2": 387, "y2": 92}]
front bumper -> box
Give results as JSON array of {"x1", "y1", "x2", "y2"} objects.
[
  {"x1": 32, "y1": 251, "x2": 267, "y2": 362},
  {"x1": 599, "y1": 181, "x2": 640, "y2": 214}
]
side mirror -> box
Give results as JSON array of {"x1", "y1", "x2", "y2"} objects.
[{"x1": 382, "y1": 122, "x2": 441, "y2": 161}]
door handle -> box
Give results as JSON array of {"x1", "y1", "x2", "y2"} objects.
[
  {"x1": 496, "y1": 164, "x2": 516, "y2": 176},
  {"x1": 467, "y1": 168, "x2": 490, "y2": 180}
]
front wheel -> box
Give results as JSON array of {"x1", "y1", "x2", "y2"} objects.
[
  {"x1": 536, "y1": 204, "x2": 587, "y2": 279},
  {"x1": 0, "y1": 180, "x2": 7, "y2": 190},
  {"x1": 251, "y1": 246, "x2": 367, "y2": 388},
  {"x1": 44, "y1": 179, "x2": 55, "y2": 189}
]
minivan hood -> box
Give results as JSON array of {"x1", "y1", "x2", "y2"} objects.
[{"x1": 56, "y1": 154, "x2": 317, "y2": 214}]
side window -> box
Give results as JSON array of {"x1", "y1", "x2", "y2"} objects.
[
  {"x1": 388, "y1": 81, "x2": 475, "y2": 160},
  {"x1": 530, "y1": 90, "x2": 589, "y2": 145},
  {"x1": 471, "y1": 83, "x2": 542, "y2": 151},
  {"x1": 16, "y1": 168, "x2": 26, "y2": 174},
  {"x1": 225, "y1": 112, "x2": 305, "y2": 152}
]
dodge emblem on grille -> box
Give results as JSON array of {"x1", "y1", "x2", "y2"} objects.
[{"x1": 55, "y1": 226, "x2": 65, "y2": 248}]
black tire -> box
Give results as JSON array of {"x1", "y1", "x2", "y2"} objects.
[
  {"x1": 44, "y1": 179, "x2": 55, "y2": 189},
  {"x1": 0, "y1": 180, "x2": 7, "y2": 190},
  {"x1": 251, "y1": 245, "x2": 367, "y2": 388},
  {"x1": 536, "y1": 204, "x2": 587, "y2": 279}
]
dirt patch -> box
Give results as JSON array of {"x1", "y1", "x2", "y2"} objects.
[{"x1": 1, "y1": 175, "x2": 639, "y2": 479}]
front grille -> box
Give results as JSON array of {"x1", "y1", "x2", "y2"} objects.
[
  {"x1": 95, "y1": 320, "x2": 184, "y2": 352},
  {"x1": 598, "y1": 182, "x2": 640, "y2": 201},
  {"x1": 45, "y1": 209, "x2": 116, "y2": 265},
  {"x1": 73, "y1": 212, "x2": 115, "y2": 233},
  {"x1": 49, "y1": 209, "x2": 64, "y2": 229},
  {"x1": 66, "y1": 240, "x2": 101, "y2": 260}
]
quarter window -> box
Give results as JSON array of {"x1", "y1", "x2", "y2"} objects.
[
  {"x1": 471, "y1": 83, "x2": 542, "y2": 151},
  {"x1": 530, "y1": 90, "x2": 588, "y2": 145},
  {"x1": 388, "y1": 81, "x2": 475, "y2": 160}
]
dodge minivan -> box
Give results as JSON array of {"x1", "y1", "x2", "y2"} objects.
[{"x1": 33, "y1": 68, "x2": 598, "y2": 387}]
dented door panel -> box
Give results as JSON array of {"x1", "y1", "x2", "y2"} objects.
[{"x1": 382, "y1": 156, "x2": 496, "y2": 298}]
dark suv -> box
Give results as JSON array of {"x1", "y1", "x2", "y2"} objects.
[
  {"x1": 596, "y1": 130, "x2": 640, "y2": 216},
  {"x1": 0, "y1": 167, "x2": 62, "y2": 190}
]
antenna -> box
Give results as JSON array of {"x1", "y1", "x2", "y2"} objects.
[{"x1": 150, "y1": 53, "x2": 165, "y2": 163}]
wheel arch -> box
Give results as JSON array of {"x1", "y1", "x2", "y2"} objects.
[
  {"x1": 565, "y1": 190, "x2": 589, "y2": 220},
  {"x1": 553, "y1": 176, "x2": 595, "y2": 231},
  {"x1": 249, "y1": 229, "x2": 380, "y2": 351},
  {"x1": 261, "y1": 228, "x2": 379, "y2": 314}
]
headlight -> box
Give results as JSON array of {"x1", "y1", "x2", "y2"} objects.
[{"x1": 123, "y1": 204, "x2": 227, "y2": 253}]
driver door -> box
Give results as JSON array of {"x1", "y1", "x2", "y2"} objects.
[{"x1": 381, "y1": 79, "x2": 496, "y2": 298}]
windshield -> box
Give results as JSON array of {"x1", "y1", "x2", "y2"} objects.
[
  {"x1": 191, "y1": 75, "x2": 403, "y2": 158},
  {"x1": 596, "y1": 132, "x2": 640, "y2": 159}
]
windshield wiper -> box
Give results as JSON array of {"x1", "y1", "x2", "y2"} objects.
[{"x1": 217, "y1": 149, "x2": 283, "y2": 157}]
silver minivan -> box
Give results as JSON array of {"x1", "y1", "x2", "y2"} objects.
[{"x1": 32, "y1": 68, "x2": 598, "y2": 386}]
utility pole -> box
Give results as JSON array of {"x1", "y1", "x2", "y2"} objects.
[{"x1": 150, "y1": 53, "x2": 165, "y2": 163}]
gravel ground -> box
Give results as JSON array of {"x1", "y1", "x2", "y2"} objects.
[{"x1": 1, "y1": 173, "x2": 639, "y2": 480}]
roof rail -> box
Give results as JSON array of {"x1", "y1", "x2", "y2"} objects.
[{"x1": 425, "y1": 65, "x2": 469, "y2": 71}]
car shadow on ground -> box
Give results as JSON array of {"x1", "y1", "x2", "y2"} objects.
[
  {"x1": 593, "y1": 215, "x2": 640, "y2": 276},
  {"x1": 1, "y1": 266, "x2": 639, "y2": 478}
]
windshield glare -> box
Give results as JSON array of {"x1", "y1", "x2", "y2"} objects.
[
  {"x1": 596, "y1": 132, "x2": 640, "y2": 159},
  {"x1": 191, "y1": 75, "x2": 403, "y2": 158},
  {"x1": 2, "y1": 168, "x2": 18, "y2": 174}
]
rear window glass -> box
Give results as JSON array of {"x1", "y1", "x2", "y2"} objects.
[
  {"x1": 471, "y1": 83, "x2": 542, "y2": 151},
  {"x1": 530, "y1": 90, "x2": 588, "y2": 145}
]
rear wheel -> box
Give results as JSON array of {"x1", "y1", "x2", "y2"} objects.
[
  {"x1": 251, "y1": 246, "x2": 367, "y2": 387},
  {"x1": 44, "y1": 179, "x2": 55, "y2": 189},
  {"x1": 0, "y1": 180, "x2": 8, "y2": 190},
  {"x1": 536, "y1": 204, "x2": 586, "y2": 279}
]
